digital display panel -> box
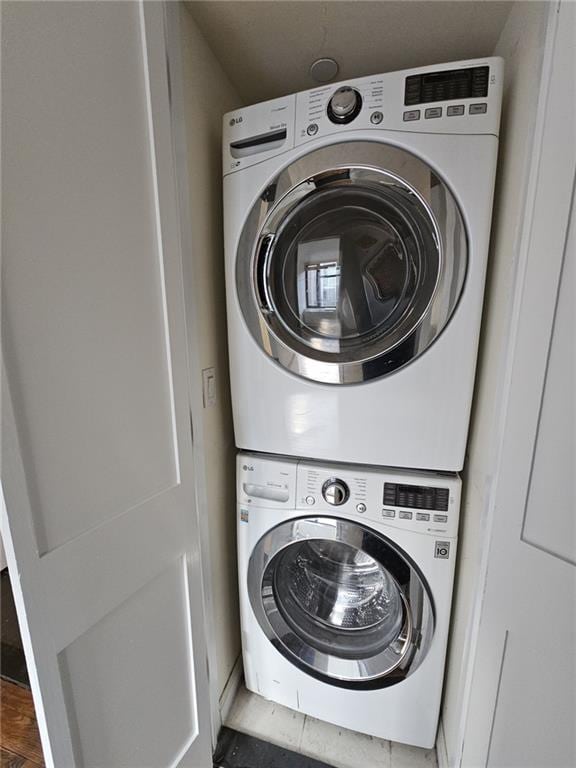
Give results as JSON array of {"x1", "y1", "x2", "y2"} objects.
[
  {"x1": 404, "y1": 66, "x2": 489, "y2": 106},
  {"x1": 383, "y1": 482, "x2": 449, "y2": 511}
]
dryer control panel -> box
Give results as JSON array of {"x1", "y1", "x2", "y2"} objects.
[{"x1": 223, "y1": 56, "x2": 503, "y2": 176}]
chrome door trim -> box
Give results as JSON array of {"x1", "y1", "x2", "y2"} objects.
[
  {"x1": 236, "y1": 142, "x2": 467, "y2": 384},
  {"x1": 247, "y1": 516, "x2": 435, "y2": 689}
]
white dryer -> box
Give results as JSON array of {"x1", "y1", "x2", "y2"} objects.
[
  {"x1": 237, "y1": 452, "x2": 461, "y2": 748},
  {"x1": 224, "y1": 59, "x2": 503, "y2": 471}
]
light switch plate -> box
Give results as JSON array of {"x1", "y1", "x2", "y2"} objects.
[{"x1": 202, "y1": 367, "x2": 216, "y2": 408}]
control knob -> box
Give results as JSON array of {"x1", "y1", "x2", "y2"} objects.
[
  {"x1": 327, "y1": 86, "x2": 362, "y2": 124},
  {"x1": 322, "y1": 478, "x2": 350, "y2": 506}
]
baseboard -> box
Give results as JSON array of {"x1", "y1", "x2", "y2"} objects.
[
  {"x1": 219, "y1": 654, "x2": 243, "y2": 726},
  {"x1": 436, "y1": 718, "x2": 450, "y2": 768}
]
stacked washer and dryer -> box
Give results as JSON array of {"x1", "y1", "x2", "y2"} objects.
[{"x1": 223, "y1": 58, "x2": 502, "y2": 749}]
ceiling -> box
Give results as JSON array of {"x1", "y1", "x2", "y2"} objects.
[{"x1": 186, "y1": 1, "x2": 513, "y2": 104}]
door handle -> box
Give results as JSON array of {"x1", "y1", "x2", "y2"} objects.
[{"x1": 255, "y1": 233, "x2": 274, "y2": 313}]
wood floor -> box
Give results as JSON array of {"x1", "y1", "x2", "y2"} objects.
[{"x1": 0, "y1": 679, "x2": 45, "y2": 768}]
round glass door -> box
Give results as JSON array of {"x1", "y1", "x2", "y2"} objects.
[
  {"x1": 248, "y1": 517, "x2": 434, "y2": 688},
  {"x1": 274, "y1": 539, "x2": 405, "y2": 659},
  {"x1": 269, "y1": 184, "x2": 438, "y2": 358},
  {"x1": 237, "y1": 142, "x2": 467, "y2": 384}
]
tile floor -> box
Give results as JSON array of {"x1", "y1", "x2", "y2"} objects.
[{"x1": 225, "y1": 686, "x2": 438, "y2": 768}]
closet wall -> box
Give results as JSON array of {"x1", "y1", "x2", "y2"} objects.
[
  {"x1": 177, "y1": 4, "x2": 243, "y2": 700},
  {"x1": 441, "y1": 2, "x2": 550, "y2": 765},
  {"x1": 188, "y1": 1, "x2": 513, "y2": 104}
]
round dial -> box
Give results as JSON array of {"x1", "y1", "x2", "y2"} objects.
[
  {"x1": 322, "y1": 478, "x2": 350, "y2": 506},
  {"x1": 327, "y1": 87, "x2": 362, "y2": 124}
]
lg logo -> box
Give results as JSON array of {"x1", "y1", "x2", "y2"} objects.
[
  {"x1": 242, "y1": 464, "x2": 254, "y2": 472},
  {"x1": 229, "y1": 116, "x2": 243, "y2": 127}
]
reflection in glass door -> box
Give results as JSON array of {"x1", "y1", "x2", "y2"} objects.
[{"x1": 248, "y1": 517, "x2": 435, "y2": 688}]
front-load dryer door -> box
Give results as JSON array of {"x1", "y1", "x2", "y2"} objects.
[
  {"x1": 237, "y1": 142, "x2": 466, "y2": 384},
  {"x1": 247, "y1": 516, "x2": 434, "y2": 689}
]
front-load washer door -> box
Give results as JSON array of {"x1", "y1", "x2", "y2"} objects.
[
  {"x1": 247, "y1": 516, "x2": 434, "y2": 689},
  {"x1": 236, "y1": 142, "x2": 467, "y2": 384}
]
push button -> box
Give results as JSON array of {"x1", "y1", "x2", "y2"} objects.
[
  {"x1": 305, "y1": 495, "x2": 315, "y2": 505},
  {"x1": 306, "y1": 123, "x2": 319, "y2": 136},
  {"x1": 399, "y1": 511, "x2": 413, "y2": 520},
  {"x1": 356, "y1": 503, "x2": 367, "y2": 513},
  {"x1": 416, "y1": 512, "x2": 430, "y2": 521},
  {"x1": 370, "y1": 111, "x2": 383, "y2": 125},
  {"x1": 433, "y1": 514, "x2": 448, "y2": 523},
  {"x1": 447, "y1": 105, "x2": 465, "y2": 116},
  {"x1": 425, "y1": 107, "x2": 442, "y2": 119},
  {"x1": 469, "y1": 103, "x2": 488, "y2": 115},
  {"x1": 382, "y1": 508, "x2": 395, "y2": 518},
  {"x1": 403, "y1": 109, "x2": 421, "y2": 122}
]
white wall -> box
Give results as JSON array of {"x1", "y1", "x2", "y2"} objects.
[
  {"x1": 177, "y1": 5, "x2": 242, "y2": 699},
  {"x1": 441, "y1": 3, "x2": 551, "y2": 766}
]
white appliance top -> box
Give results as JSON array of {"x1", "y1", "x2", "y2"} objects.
[
  {"x1": 237, "y1": 452, "x2": 461, "y2": 539},
  {"x1": 223, "y1": 57, "x2": 503, "y2": 175}
]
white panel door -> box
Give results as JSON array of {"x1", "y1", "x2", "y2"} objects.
[
  {"x1": 462, "y1": 4, "x2": 575, "y2": 766},
  {"x1": 1, "y1": 2, "x2": 212, "y2": 766}
]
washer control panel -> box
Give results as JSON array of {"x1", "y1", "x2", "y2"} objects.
[
  {"x1": 237, "y1": 453, "x2": 461, "y2": 538},
  {"x1": 296, "y1": 459, "x2": 461, "y2": 538}
]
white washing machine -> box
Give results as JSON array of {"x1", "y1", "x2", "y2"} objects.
[
  {"x1": 224, "y1": 58, "x2": 503, "y2": 471},
  {"x1": 237, "y1": 452, "x2": 461, "y2": 748}
]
